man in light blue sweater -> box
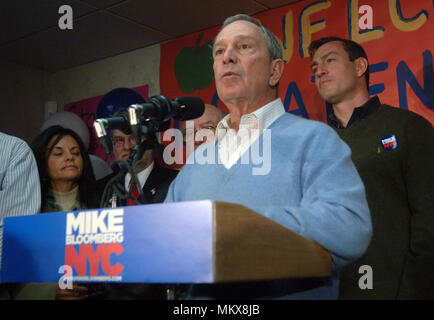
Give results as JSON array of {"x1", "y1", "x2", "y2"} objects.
[{"x1": 165, "y1": 14, "x2": 372, "y2": 299}]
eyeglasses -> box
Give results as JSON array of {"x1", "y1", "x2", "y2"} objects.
[
  {"x1": 112, "y1": 135, "x2": 136, "y2": 148},
  {"x1": 182, "y1": 125, "x2": 217, "y2": 140}
]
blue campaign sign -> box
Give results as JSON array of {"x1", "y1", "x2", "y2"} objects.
[{"x1": 1, "y1": 200, "x2": 214, "y2": 284}]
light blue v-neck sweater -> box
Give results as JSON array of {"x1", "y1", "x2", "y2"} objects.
[{"x1": 165, "y1": 112, "x2": 372, "y2": 299}]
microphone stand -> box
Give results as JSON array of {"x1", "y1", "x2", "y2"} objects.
[
  {"x1": 98, "y1": 118, "x2": 180, "y2": 300},
  {"x1": 99, "y1": 119, "x2": 165, "y2": 208}
]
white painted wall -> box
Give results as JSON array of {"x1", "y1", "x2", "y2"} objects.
[
  {"x1": 0, "y1": 44, "x2": 161, "y2": 143},
  {"x1": 47, "y1": 44, "x2": 161, "y2": 108}
]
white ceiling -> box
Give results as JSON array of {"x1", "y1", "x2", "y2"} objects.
[{"x1": 0, "y1": 0, "x2": 302, "y2": 73}]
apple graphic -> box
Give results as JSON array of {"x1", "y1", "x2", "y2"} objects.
[{"x1": 174, "y1": 33, "x2": 214, "y2": 94}]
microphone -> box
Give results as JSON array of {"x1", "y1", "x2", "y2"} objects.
[
  {"x1": 93, "y1": 119, "x2": 113, "y2": 155},
  {"x1": 128, "y1": 95, "x2": 205, "y2": 127},
  {"x1": 94, "y1": 113, "x2": 131, "y2": 133},
  {"x1": 94, "y1": 95, "x2": 204, "y2": 156},
  {"x1": 93, "y1": 112, "x2": 130, "y2": 154},
  {"x1": 171, "y1": 96, "x2": 205, "y2": 121}
]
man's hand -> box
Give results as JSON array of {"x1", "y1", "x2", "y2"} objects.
[{"x1": 56, "y1": 283, "x2": 89, "y2": 300}]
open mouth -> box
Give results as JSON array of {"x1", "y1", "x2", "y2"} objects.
[{"x1": 222, "y1": 71, "x2": 238, "y2": 78}]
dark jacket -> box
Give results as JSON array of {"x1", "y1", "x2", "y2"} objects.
[
  {"x1": 96, "y1": 160, "x2": 178, "y2": 300},
  {"x1": 97, "y1": 161, "x2": 178, "y2": 207},
  {"x1": 329, "y1": 96, "x2": 434, "y2": 299}
]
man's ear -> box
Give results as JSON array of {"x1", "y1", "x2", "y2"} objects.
[
  {"x1": 269, "y1": 59, "x2": 285, "y2": 87},
  {"x1": 355, "y1": 57, "x2": 368, "y2": 78}
]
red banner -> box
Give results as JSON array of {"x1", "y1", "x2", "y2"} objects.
[{"x1": 160, "y1": 0, "x2": 434, "y2": 125}]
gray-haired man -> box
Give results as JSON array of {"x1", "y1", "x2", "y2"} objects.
[{"x1": 165, "y1": 14, "x2": 372, "y2": 299}]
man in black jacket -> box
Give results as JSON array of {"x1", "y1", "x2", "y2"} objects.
[
  {"x1": 98, "y1": 109, "x2": 178, "y2": 208},
  {"x1": 97, "y1": 109, "x2": 178, "y2": 299}
]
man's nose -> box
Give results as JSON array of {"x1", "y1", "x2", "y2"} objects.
[
  {"x1": 223, "y1": 46, "x2": 237, "y2": 64},
  {"x1": 315, "y1": 64, "x2": 327, "y2": 78},
  {"x1": 124, "y1": 137, "x2": 136, "y2": 149}
]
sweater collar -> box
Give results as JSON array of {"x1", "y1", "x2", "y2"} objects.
[{"x1": 45, "y1": 186, "x2": 81, "y2": 213}]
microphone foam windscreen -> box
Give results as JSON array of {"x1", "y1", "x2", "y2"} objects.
[{"x1": 174, "y1": 97, "x2": 205, "y2": 121}]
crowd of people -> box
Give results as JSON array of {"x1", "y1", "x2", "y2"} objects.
[{"x1": 0, "y1": 13, "x2": 432, "y2": 300}]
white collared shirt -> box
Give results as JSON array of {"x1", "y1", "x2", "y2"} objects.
[
  {"x1": 216, "y1": 98, "x2": 285, "y2": 169},
  {"x1": 124, "y1": 161, "x2": 155, "y2": 191}
]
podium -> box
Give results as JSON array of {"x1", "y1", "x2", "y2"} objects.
[{"x1": 0, "y1": 200, "x2": 331, "y2": 284}]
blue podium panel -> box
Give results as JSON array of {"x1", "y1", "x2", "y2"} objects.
[{"x1": 1, "y1": 200, "x2": 214, "y2": 284}]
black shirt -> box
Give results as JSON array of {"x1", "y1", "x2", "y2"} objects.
[{"x1": 327, "y1": 96, "x2": 381, "y2": 129}]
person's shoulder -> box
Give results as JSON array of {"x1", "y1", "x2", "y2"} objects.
[
  {"x1": 0, "y1": 132, "x2": 29, "y2": 149},
  {"x1": 273, "y1": 112, "x2": 335, "y2": 135},
  {"x1": 153, "y1": 162, "x2": 179, "y2": 180},
  {"x1": 0, "y1": 132, "x2": 33, "y2": 160},
  {"x1": 96, "y1": 171, "x2": 117, "y2": 190},
  {"x1": 379, "y1": 104, "x2": 432, "y2": 126},
  {"x1": 270, "y1": 114, "x2": 347, "y2": 156}
]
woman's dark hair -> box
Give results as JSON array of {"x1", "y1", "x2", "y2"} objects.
[{"x1": 31, "y1": 125, "x2": 98, "y2": 210}]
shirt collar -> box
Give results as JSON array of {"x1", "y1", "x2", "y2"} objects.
[
  {"x1": 125, "y1": 161, "x2": 154, "y2": 190},
  {"x1": 216, "y1": 98, "x2": 285, "y2": 133},
  {"x1": 328, "y1": 96, "x2": 381, "y2": 129}
]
